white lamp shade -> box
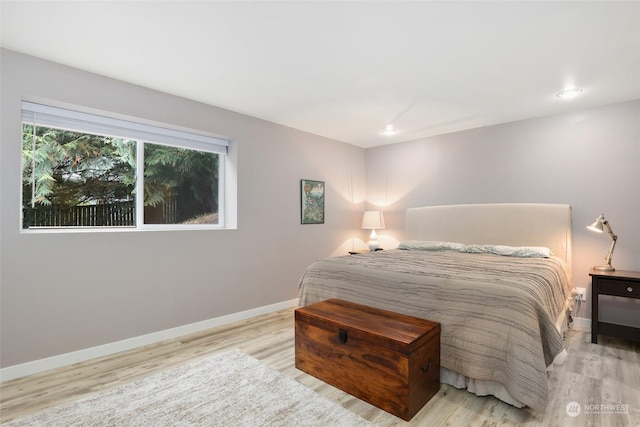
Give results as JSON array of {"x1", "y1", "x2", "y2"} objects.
[
  {"x1": 587, "y1": 214, "x2": 605, "y2": 233},
  {"x1": 362, "y1": 211, "x2": 385, "y2": 229}
]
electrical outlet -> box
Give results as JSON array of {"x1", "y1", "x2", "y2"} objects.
[{"x1": 575, "y1": 287, "x2": 587, "y2": 302}]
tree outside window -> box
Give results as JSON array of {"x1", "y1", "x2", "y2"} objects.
[{"x1": 22, "y1": 124, "x2": 221, "y2": 229}]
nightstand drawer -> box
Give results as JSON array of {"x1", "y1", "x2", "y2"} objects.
[
  {"x1": 598, "y1": 279, "x2": 640, "y2": 298},
  {"x1": 591, "y1": 270, "x2": 640, "y2": 344}
]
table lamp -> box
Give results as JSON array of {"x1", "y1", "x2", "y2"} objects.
[
  {"x1": 587, "y1": 214, "x2": 617, "y2": 272},
  {"x1": 362, "y1": 211, "x2": 385, "y2": 251}
]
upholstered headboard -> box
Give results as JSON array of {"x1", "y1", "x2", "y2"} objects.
[{"x1": 405, "y1": 203, "x2": 572, "y2": 266}]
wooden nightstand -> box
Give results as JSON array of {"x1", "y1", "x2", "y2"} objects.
[{"x1": 590, "y1": 269, "x2": 640, "y2": 344}]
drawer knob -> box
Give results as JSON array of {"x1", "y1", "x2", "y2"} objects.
[
  {"x1": 628, "y1": 287, "x2": 634, "y2": 293},
  {"x1": 338, "y1": 329, "x2": 348, "y2": 344},
  {"x1": 420, "y1": 359, "x2": 433, "y2": 372}
]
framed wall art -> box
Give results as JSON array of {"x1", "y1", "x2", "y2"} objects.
[{"x1": 300, "y1": 179, "x2": 325, "y2": 224}]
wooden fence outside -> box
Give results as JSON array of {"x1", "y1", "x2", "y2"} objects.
[{"x1": 23, "y1": 202, "x2": 136, "y2": 228}]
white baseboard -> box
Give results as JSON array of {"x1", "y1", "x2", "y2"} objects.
[
  {"x1": 1, "y1": 298, "x2": 298, "y2": 382},
  {"x1": 571, "y1": 316, "x2": 591, "y2": 331}
]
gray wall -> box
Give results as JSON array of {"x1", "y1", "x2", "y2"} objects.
[
  {"x1": 2, "y1": 48, "x2": 638, "y2": 369},
  {"x1": 366, "y1": 100, "x2": 640, "y2": 323},
  {"x1": 0, "y1": 50, "x2": 366, "y2": 367}
]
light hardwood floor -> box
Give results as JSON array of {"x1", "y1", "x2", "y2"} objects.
[{"x1": 1, "y1": 308, "x2": 639, "y2": 426}]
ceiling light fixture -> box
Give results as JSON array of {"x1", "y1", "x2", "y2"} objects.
[
  {"x1": 382, "y1": 124, "x2": 397, "y2": 136},
  {"x1": 556, "y1": 88, "x2": 583, "y2": 99}
]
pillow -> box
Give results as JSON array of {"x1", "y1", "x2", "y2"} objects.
[
  {"x1": 463, "y1": 244, "x2": 552, "y2": 258},
  {"x1": 487, "y1": 245, "x2": 553, "y2": 258},
  {"x1": 397, "y1": 240, "x2": 466, "y2": 251},
  {"x1": 398, "y1": 241, "x2": 552, "y2": 258}
]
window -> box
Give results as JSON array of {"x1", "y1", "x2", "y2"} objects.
[{"x1": 21, "y1": 101, "x2": 229, "y2": 230}]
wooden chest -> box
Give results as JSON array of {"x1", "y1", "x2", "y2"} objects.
[{"x1": 295, "y1": 299, "x2": 440, "y2": 421}]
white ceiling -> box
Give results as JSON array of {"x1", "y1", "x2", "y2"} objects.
[{"x1": 1, "y1": 1, "x2": 639, "y2": 148}]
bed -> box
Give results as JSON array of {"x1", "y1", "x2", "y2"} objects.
[{"x1": 297, "y1": 203, "x2": 574, "y2": 413}]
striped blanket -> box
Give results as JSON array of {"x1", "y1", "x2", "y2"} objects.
[{"x1": 298, "y1": 249, "x2": 573, "y2": 413}]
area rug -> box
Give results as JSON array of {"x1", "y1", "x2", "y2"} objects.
[{"x1": 3, "y1": 349, "x2": 374, "y2": 426}]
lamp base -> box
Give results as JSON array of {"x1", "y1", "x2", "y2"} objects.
[{"x1": 592, "y1": 265, "x2": 615, "y2": 272}]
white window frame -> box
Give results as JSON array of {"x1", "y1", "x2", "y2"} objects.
[{"x1": 21, "y1": 101, "x2": 229, "y2": 231}]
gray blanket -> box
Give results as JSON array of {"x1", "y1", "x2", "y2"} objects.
[{"x1": 297, "y1": 249, "x2": 573, "y2": 413}]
